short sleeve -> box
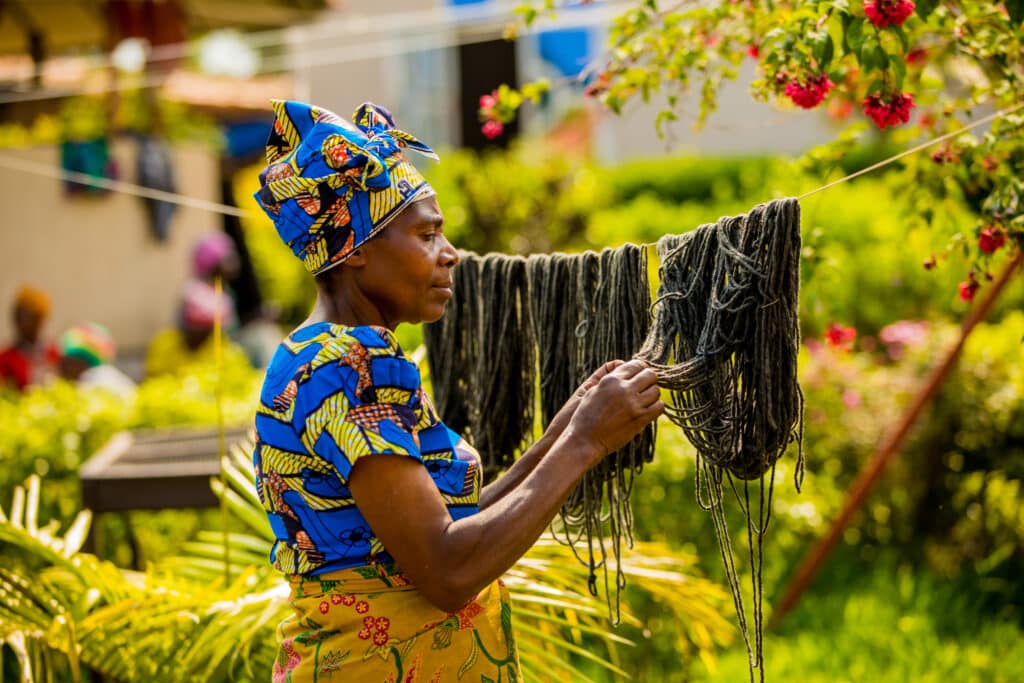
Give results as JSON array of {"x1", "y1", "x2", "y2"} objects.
[{"x1": 300, "y1": 326, "x2": 425, "y2": 482}]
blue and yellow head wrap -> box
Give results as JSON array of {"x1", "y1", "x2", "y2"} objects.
[{"x1": 254, "y1": 100, "x2": 438, "y2": 275}]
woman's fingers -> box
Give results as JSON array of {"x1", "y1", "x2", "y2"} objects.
[{"x1": 638, "y1": 384, "x2": 662, "y2": 408}]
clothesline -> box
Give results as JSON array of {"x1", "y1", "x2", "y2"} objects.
[{"x1": 0, "y1": 100, "x2": 1019, "y2": 228}]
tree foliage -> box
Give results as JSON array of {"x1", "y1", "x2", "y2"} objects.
[{"x1": 485, "y1": 1, "x2": 1023, "y2": 295}]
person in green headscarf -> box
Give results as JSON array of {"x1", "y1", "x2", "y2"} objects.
[
  {"x1": 56, "y1": 322, "x2": 136, "y2": 398},
  {"x1": 251, "y1": 100, "x2": 663, "y2": 682}
]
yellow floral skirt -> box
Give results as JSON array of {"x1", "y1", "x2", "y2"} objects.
[{"x1": 275, "y1": 563, "x2": 520, "y2": 682}]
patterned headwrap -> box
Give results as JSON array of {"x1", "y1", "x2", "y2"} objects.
[
  {"x1": 59, "y1": 322, "x2": 115, "y2": 368},
  {"x1": 253, "y1": 100, "x2": 438, "y2": 275}
]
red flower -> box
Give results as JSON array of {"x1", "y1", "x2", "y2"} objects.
[
  {"x1": 330, "y1": 594, "x2": 343, "y2": 605},
  {"x1": 864, "y1": 0, "x2": 915, "y2": 28},
  {"x1": 358, "y1": 627, "x2": 372, "y2": 640},
  {"x1": 341, "y1": 594, "x2": 356, "y2": 606},
  {"x1": 978, "y1": 226, "x2": 1007, "y2": 254},
  {"x1": 481, "y1": 120, "x2": 504, "y2": 139},
  {"x1": 747, "y1": 44, "x2": 760, "y2": 59},
  {"x1": 959, "y1": 280, "x2": 979, "y2": 302},
  {"x1": 318, "y1": 601, "x2": 330, "y2": 614},
  {"x1": 906, "y1": 47, "x2": 928, "y2": 65},
  {"x1": 825, "y1": 322, "x2": 857, "y2": 350},
  {"x1": 479, "y1": 93, "x2": 497, "y2": 111},
  {"x1": 784, "y1": 74, "x2": 835, "y2": 109},
  {"x1": 862, "y1": 91, "x2": 915, "y2": 129},
  {"x1": 363, "y1": 616, "x2": 376, "y2": 628},
  {"x1": 375, "y1": 616, "x2": 391, "y2": 632},
  {"x1": 355, "y1": 600, "x2": 369, "y2": 614},
  {"x1": 373, "y1": 630, "x2": 389, "y2": 646}
]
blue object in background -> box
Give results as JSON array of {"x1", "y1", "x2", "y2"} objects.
[
  {"x1": 225, "y1": 118, "x2": 273, "y2": 159},
  {"x1": 538, "y1": 27, "x2": 592, "y2": 78}
]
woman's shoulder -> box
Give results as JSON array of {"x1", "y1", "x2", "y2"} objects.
[{"x1": 285, "y1": 323, "x2": 404, "y2": 363}]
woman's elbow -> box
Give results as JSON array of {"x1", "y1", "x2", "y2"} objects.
[{"x1": 418, "y1": 573, "x2": 480, "y2": 613}]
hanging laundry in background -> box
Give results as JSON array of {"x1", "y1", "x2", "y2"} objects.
[
  {"x1": 136, "y1": 134, "x2": 178, "y2": 242},
  {"x1": 60, "y1": 138, "x2": 118, "y2": 195}
]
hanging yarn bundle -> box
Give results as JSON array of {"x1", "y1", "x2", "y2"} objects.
[
  {"x1": 424, "y1": 252, "x2": 537, "y2": 481},
  {"x1": 636, "y1": 197, "x2": 805, "y2": 679},
  {"x1": 424, "y1": 198, "x2": 806, "y2": 678},
  {"x1": 526, "y1": 245, "x2": 655, "y2": 621}
]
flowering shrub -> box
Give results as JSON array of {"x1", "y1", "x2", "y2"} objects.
[{"x1": 486, "y1": 1, "x2": 1023, "y2": 297}]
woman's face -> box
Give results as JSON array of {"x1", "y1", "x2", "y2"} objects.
[{"x1": 356, "y1": 195, "x2": 459, "y2": 327}]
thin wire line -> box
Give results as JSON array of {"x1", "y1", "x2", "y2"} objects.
[
  {"x1": 0, "y1": 152, "x2": 251, "y2": 217},
  {"x1": 797, "y1": 101, "x2": 1024, "y2": 200},
  {"x1": 0, "y1": 100, "x2": 1020, "y2": 225}
]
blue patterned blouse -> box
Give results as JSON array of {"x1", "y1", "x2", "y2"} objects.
[{"x1": 252, "y1": 323, "x2": 482, "y2": 576}]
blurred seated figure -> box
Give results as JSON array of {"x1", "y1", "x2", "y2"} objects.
[
  {"x1": 0, "y1": 285, "x2": 54, "y2": 392},
  {"x1": 145, "y1": 278, "x2": 246, "y2": 378},
  {"x1": 56, "y1": 322, "x2": 136, "y2": 398},
  {"x1": 193, "y1": 231, "x2": 241, "y2": 286}
]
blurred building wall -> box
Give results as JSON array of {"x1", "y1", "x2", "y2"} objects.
[{"x1": 0, "y1": 142, "x2": 219, "y2": 353}]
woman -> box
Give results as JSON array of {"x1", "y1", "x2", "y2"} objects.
[{"x1": 252, "y1": 101, "x2": 663, "y2": 682}]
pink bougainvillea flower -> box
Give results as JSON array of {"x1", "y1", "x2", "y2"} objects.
[
  {"x1": 978, "y1": 226, "x2": 1007, "y2": 254},
  {"x1": 863, "y1": 91, "x2": 915, "y2": 129},
  {"x1": 784, "y1": 74, "x2": 835, "y2": 109},
  {"x1": 842, "y1": 389, "x2": 862, "y2": 409},
  {"x1": 825, "y1": 322, "x2": 857, "y2": 350},
  {"x1": 864, "y1": 0, "x2": 915, "y2": 28},
  {"x1": 958, "y1": 280, "x2": 979, "y2": 302},
  {"x1": 481, "y1": 119, "x2": 504, "y2": 139},
  {"x1": 479, "y1": 93, "x2": 497, "y2": 111}
]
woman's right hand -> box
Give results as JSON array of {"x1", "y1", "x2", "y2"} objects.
[{"x1": 565, "y1": 359, "x2": 664, "y2": 466}]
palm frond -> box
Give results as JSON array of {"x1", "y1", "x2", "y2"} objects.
[{"x1": 1, "y1": 445, "x2": 733, "y2": 682}]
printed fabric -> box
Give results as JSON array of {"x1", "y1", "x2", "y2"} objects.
[
  {"x1": 275, "y1": 564, "x2": 520, "y2": 682},
  {"x1": 253, "y1": 322, "x2": 482, "y2": 576},
  {"x1": 253, "y1": 101, "x2": 438, "y2": 275}
]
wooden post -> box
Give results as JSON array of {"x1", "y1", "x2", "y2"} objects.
[{"x1": 772, "y1": 249, "x2": 1023, "y2": 625}]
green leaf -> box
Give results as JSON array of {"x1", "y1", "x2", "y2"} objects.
[
  {"x1": 821, "y1": 34, "x2": 835, "y2": 70},
  {"x1": 891, "y1": 25, "x2": 910, "y2": 55},
  {"x1": 1006, "y1": 0, "x2": 1024, "y2": 23},
  {"x1": 915, "y1": 0, "x2": 939, "y2": 18},
  {"x1": 846, "y1": 19, "x2": 865, "y2": 54},
  {"x1": 891, "y1": 57, "x2": 907, "y2": 90}
]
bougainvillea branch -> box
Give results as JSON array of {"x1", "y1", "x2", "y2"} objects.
[{"x1": 484, "y1": 1, "x2": 1024, "y2": 298}]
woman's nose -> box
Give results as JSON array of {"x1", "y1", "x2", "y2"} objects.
[{"x1": 440, "y1": 235, "x2": 459, "y2": 267}]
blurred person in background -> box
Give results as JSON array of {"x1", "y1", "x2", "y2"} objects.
[
  {"x1": 56, "y1": 322, "x2": 136, "y2": 398},
  {"x1": 145, "y1": 278, "x2": 246, "y2": 377},
  {"x1": 193, "y1": 230, "x2": 282, "y2": 368},
  {"x1": 0, "y1": 285, "x2": 54, "y2": 392}
]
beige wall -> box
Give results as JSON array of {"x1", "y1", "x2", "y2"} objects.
[{"x1": 0, "y1": 141, "x2": 220, "y2": 353}]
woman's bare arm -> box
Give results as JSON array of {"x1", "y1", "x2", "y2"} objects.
[
  {"x1": 348, "y1": 360, "x2": 662, "y2": 613},
  {"x1": 477, "y1": 360, "x2": 625, "y2": 511}
]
